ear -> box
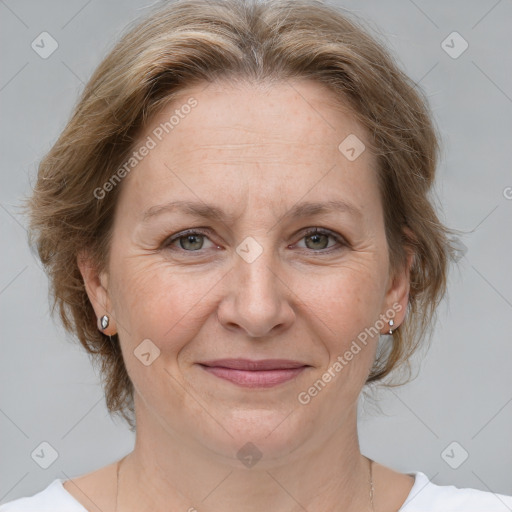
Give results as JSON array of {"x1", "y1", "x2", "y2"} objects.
[
  {"x1": 77, "y1": 250, "x2": 117, "y2": 336},
  {"x1": 381, "y1": 233, "x2": 415, "y2": 333}
]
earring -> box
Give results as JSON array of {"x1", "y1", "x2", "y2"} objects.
[
  {"x1": 388, "y1": 319, "x2": 394, "y2": 335},
  {"x1": 99, "y1": 314, "x2": 109, "y2": 331}
]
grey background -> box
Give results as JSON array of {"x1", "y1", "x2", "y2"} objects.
[{"x1": 1, "y1": 0, "x2": 511, "y2": 504}]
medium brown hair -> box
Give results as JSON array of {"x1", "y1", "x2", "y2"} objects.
[{"x1": 25, "y1": 0, "x2": 454, "y2": 430}]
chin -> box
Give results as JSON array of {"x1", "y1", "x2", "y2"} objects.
[{"x1": 190, "y1": 408, "x2": 317, "y2": 468}]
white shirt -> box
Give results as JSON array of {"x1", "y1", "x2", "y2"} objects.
[{"x1": 1, "y1": 471, "x2": 511, "y2": 511}]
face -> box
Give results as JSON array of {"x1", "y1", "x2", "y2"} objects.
[{"x1": 81, "y1": 79, "x2": 410, "y2": 463}]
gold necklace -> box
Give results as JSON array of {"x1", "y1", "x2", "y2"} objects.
[{"x1": 115, "y1": 456, "x2": 375, "y2": 511}]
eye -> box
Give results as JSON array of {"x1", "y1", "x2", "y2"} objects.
[
  {"x1": 163, "y1": 229, "x2": 217, "y2": 252},
  {"x1": 162, "y1": 227, "x2": 346, "y2": 254},
  {"x1": 294, "y1": 228, "x2": 346, "y2": 252}
]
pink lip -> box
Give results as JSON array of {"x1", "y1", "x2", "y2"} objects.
[{"x1": 198, "y1": 359, "x2": 309, "y2": 388}]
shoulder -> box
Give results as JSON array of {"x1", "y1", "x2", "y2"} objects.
[
  {"x1": 0, "y1": 480, "x2": 87, "y2": 512},
  {"x1": 400, "y1": 471, "x2": 512, "y2": 512}
]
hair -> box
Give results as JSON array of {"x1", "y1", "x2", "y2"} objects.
[{"x1": 25, "y1": 0, "x2": 455, "y2": 431}]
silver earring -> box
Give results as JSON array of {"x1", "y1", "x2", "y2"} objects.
[
  {"x1": 99, "y1": 314, "x2": 109, "y2": 331},
  {"x1": 388, "y1": 319, "x2": 394, "y2": 335}
]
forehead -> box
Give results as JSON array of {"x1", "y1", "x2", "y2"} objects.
[
  {"x1": 149, "y1": 78, "x2": 362, "y2": 155},
  {"x1": 117, "y1": 78, "x2": 380, "y2": 220}
]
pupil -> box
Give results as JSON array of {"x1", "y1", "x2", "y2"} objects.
[
  {"x1": 183, "y1": 234, "x2": 202, "y2": 250},
  {"x1": 308, "y1": 233, "x2": 327, "y2": 249}
]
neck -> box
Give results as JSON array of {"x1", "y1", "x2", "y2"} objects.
[{"x1": 116, "y1": 398, "x2": 373, "y2": 512}]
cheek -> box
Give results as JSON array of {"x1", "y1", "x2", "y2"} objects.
[
  {"x1": 109, "y1": 261, "x2": 219, "y2": 409},
  {"x1": 111, "y1": 257, "x2": 223, "y2": 352},
  {"x1": 304, "y1": 262, "x2": 387, "y2": 331},
  {"x1": 299, "y1": 263, "x2": 387, "y2": 388}
]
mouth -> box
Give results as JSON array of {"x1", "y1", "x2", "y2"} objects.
[{"x1": 198, "y1": 358, "x2": 310, "y2": 388}]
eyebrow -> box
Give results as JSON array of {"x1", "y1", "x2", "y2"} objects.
[{"x1": 141, "y1": 199, "x2": 362, "y2": 223}]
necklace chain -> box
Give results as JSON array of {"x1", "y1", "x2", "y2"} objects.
[
  {"x1": 369, "y1": 457, "x2": 375, "y2": 511},
  {"x1": 115, "y1": 455, "x2": 123, "y2": 512},
  {"x1": 115, "y1": 456, "x2": 374, "y2": 511}
]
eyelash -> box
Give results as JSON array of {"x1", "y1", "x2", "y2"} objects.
[{"x1": 162, "y1": 227, "x2": 347, "y2": 255}]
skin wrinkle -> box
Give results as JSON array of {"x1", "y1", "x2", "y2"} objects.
[{"x1": 77, "y1": 78, "x2": 414, "y2": 512}]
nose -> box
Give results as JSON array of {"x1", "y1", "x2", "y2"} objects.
[{"x1": 216, "y1": 246, "x2": 295, "y2": 339}]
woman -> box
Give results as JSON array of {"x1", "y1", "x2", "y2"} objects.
[{"x1": 2, "y1": 0, "x2": 511, "y2": 510}]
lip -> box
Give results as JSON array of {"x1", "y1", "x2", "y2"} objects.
[
  {"x1": 198, "y1": 358, "x2": 310, "y2": 388},
  {"x1": 200, "y1": 358, "x2": 308, "y2": 370}
]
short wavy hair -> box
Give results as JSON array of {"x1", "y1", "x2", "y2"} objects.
[{"x1": 25, "y1": 0, "x2": 454, "y2": 430}]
